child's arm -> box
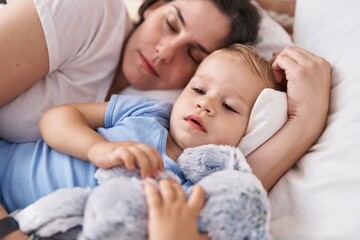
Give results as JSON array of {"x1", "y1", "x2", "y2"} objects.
[
  {"x1": 247, "y1": 46, "x2": 331, "y2": 191},
  {"x1": 39, "y1": 103, "x2": 163, "y2": 177},
  {"x1": 145, "y1": 181, "x2": 208, "y2": 240}
]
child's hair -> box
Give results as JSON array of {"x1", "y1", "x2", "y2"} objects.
[{"x1": 220, "y1": 44, "x2": 284, "y2": 91}]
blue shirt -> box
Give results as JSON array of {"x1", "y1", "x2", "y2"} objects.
[{"x1": 0, "y1": 95, "x2": 185, "y2": 212}]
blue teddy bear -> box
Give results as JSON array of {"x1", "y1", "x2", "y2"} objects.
[{"x1": 13, "y1": 144, "x2": 271, "y2": 240}]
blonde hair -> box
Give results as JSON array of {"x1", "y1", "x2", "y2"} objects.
[{"x1": 218, "y1": 44, "x2": 283, "y2": 91}]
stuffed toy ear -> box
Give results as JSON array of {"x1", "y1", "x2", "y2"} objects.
[{"x1": 238, "y1": 88, "x2": 287, "y2": 157}]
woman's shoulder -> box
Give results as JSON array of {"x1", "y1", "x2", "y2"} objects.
[
  {"x1": 35, "y1": 0, "x2": 127, "y2": 19},
  {"x1": 35, "y1": 0, "x2": 130, "y2": 44}
]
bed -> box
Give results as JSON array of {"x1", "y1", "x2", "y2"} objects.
[
  {"x1": 269, "y1": 1, "x2": 360, "y2": 239},
  {"x1": 123, "y1": 0, "x2": 360, "y2": 239},
  {"x1": 2, "y1": 0, "x2": 359, "y2": 238}
]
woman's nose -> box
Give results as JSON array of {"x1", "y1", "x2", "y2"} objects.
[{"x1": 155, "y1": 38, "x2": 183, "y2": 64}]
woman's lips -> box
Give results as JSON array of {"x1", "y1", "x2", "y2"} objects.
[
  {"x1": 184, "y1": 115, "x2": 207, "y2": 132},
  {"x1": 139, "y1": 51, "x2": 159, "y2": 77}
]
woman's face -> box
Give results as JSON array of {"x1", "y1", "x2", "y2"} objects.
[{"x1": 122, "y1": 0, "x2": 231, "y2": 90}]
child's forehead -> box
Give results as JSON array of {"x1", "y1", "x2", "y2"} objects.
[
  {"x1": 202, "y1": 50, "x2": 244, "y2": 66},
  {"x1": 197, "y1": 51, "x2": 247, "y2": 74}
]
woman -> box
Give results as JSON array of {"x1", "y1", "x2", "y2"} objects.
[{"x1": 0, "y1": 0, "x2": 259, "y2": 142}]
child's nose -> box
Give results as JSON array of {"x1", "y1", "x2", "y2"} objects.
[{"x1": 196, "y1": 99, "x2": 215, "y2": 116}]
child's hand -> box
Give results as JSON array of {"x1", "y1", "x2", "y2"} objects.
[
  {"x1": 145, "y1": 180, "x2": 208, "y2": 240},
  {"x1": 88, "y1": 141, "x2": 164, "y2": 177}
]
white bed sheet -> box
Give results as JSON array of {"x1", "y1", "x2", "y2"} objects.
[{"x1": 269, "y1": 1, "x2": 360, "y2": 239}]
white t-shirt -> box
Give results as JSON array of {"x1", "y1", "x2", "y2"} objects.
[{"x1": 0, "y1": 0, "x2": 132, "y2": 142}]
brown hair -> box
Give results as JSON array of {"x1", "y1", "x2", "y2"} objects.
[{"x1": 137, "y1": 0, "x2": 261, "y2": 46}]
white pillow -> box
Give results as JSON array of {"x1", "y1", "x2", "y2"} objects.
[
  {"x1": 269, "y1": 1, "x2": 360, "y2": 239},
  {"x1": 239, "y1": 88, "x2": 287, "y2": 157}
]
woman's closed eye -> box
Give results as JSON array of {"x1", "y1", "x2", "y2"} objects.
[
  {"x1": 188, "y1": 48, "x2": 204, "y2": 64},
  {"x1": 166, "y1": 19, "x2": 201, "y2": 64},
  {"x1": 166, "y1": 18, "x2": 177, "y2": 33}
]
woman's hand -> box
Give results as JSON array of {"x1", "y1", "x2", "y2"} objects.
[
  {"x1": 88, "y1": 141, "x2": 164, "y2": 178},
  {"x1": 145, "y1": 180, "x2": 208, "y2": 240},
  {"x1": 272, "y1": 45, "x2": 331, "y2": 137}
]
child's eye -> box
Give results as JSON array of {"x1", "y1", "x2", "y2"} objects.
[
  {"x1": 193, "y1": 87, "x2": 205, "y2": 95},
  {"x1": 223, "y1": 103, "x2": 238, "y2": 113}
]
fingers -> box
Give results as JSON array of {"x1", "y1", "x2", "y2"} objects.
[
  {"x1": 145, "y1": 180, "x2": 203, "y2": 240},
  {"x1": 134, "y1": 144, "x2": 163, "y2": 177},
  {"x1": 137, "y1": 144, "x2": 164, "y2": 173},
  {"x1": 105, "y1": 142, "x2": 163, "y2": 177},
  {"x1": 271, "y1": 45, "x2": 329, "y2": 85},
  {"x1": 272, "y1": 46, "x2": 301, "y2": 76},
  {"x1": 188, "y1": 184, "x2": 205, "y2": 214},
  {"x1": 146, "y1": 180, "x2": 188, "y2": 207},
  {"x1": 272, "y1": 53, "x2": 298, "y2": 72},
  {"x1": 144, "y1": 183, "x2": 162, "y2": 210},
  {"x1": 272, "y1": 45, "x2": 325, "y2": 70},
  {"x1": 171, "y1": 180, "x2": 187, "y2": 203},
  {"x1": 158, "y1": 180, "x2": 177, "y2": 202},
  {"x1": 159, "y1": 180, "x2": 187, "y2": 203},
  {"x1": 107, "y1": 147, "x2": 135, "y2": 169},
  {"x1": 156, "y1": 180, "x2": 204, "y2": 214}
]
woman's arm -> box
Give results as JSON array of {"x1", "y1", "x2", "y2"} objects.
[
  {"x1": 248, "y1": 46, "x2": 332, "y2": 191},
  {"x1": 0, "y1": 0, "x2": 49, "y2": 106},
  {"x1": 0, "y1": 205, "x2": 7, "y2": 219}
]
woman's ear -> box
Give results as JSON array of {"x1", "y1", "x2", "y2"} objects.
[{"x1": 143, "y1": 0, "x2": 168, "y2": 19}]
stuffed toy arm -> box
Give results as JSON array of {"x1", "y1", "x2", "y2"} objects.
[
  {"x1": 80, "y1": 176, "x2": 149, "y2": 240},
  {"x1": 12, "y1": 187, "x2": 91, "y2": 238}
]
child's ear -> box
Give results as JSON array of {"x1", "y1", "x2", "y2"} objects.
[{"x1": 143, "y1": 0, "x2": 168, "y2": 19}]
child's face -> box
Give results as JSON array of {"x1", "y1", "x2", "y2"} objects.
[{"x1": 169, "y1": 51, "x2": 267, "y2": 149}]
